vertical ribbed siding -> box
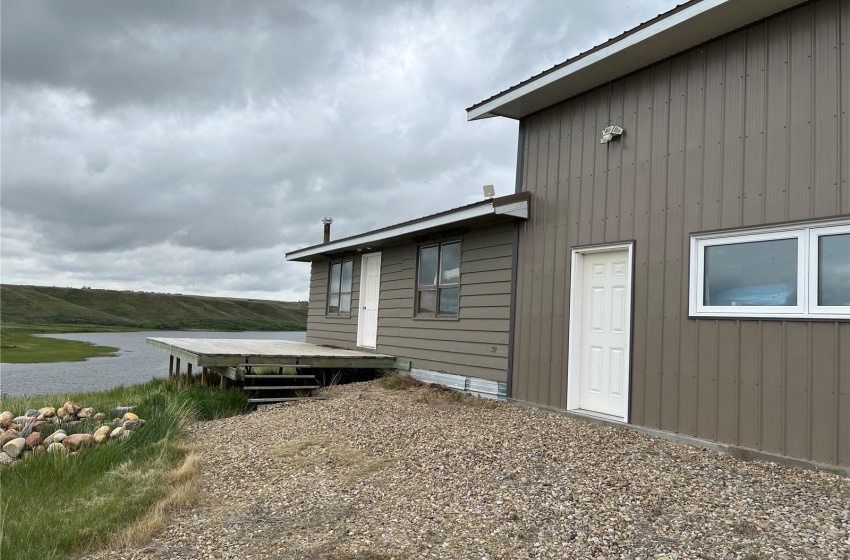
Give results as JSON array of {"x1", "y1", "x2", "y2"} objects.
[
  {"x1": 305, "y1": 258, "x2": 360, "y2": 348},
  {"x1": 513, "y1": 0, "x2": 849, "y2": 467}
]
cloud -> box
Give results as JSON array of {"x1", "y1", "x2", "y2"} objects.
[{"x1": 1, "y1": 0, "x2": 671, "y2": 300}]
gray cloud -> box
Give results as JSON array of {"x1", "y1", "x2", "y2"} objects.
[{"x1": 1, "y1": 0, "x2": 671, "y2": 300}]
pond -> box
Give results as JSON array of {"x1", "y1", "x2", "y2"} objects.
[{"x1": 1, "y1": 330, "x2": 307, "y2": 397}]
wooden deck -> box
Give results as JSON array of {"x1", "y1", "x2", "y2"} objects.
[{"x1": 146, "y1": 338, "x2": 398, "y2": 369}]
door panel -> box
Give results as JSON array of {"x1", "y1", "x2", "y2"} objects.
[{"x1": 357, "y1": 253, "x2": 381, "y2": 348}]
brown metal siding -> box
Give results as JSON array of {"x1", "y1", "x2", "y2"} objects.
[
  {"x1": 512, "y1": 0, "x2": 850, "y2": 466},
  {"x1": 376, "y1": 221, "x2": 514, "y2": 382},
  {"x1": 305, "y1": 258, "x2": 360, "y2": 348}
]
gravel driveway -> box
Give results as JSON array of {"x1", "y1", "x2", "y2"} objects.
[{"x1": 92, "y1": 380, "x2": 849, "y2": 559}]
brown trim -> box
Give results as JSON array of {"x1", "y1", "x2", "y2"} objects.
[
  {"x1": 325, "y1": 258, "x2": 354, "y2": 318},
  {"x1": 492, "y1": 191, "x2": 531, "y2": 208},
  {"x1": 506, "y1": 120, "x2": 526, "y2": 400},
  {"x1": 688, "y1": 214, "x2": 850, "y2": 237},
  {"x1": 413, "y1": 238, "x2": 462, "y2": 320}
]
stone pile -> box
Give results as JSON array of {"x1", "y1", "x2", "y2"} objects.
[{"x1": 0, "y1": 402, "x2": 146, "y2": 466}]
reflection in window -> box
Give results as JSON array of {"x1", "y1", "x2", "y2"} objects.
[
  {"x1": 417, "y1": 241, "x2": 461, "y2": 318},
  {"x1": 703, "y1": 238, "x2": 797, "y2": 306},
  {"x1": 327, "y1": 259, "x2": 353, "y2": 315},
  {"x1": 819, "y1": 233, "x2": 850, "y2": 307}
]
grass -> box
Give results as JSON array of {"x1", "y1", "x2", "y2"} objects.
[
  {"x1": 378, "y1": 371, "x2": 500, "y2": 409},
  {"x1": 0, "y1": 378, "x2": 248, "y2": 560},
  {"x1": 0, "y1": 329, "x2": 119, "y2": 363},
  {"x1": 273, "y1": 435, "x2": 394, "y2": 483}
]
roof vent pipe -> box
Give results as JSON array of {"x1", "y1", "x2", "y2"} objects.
[{"x1": 322, "y1": 217, "x2": 333, "y2": 243}]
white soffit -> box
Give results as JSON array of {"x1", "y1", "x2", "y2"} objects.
[{"x1": 467, "y1": 0, "x2": 807, "y2": 121}]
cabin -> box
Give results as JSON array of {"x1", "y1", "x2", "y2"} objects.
[
  {"x1": 288, "y1": 0, "x2": 849, "y2": 471},
  {"x1": 466, "y1": 0, "x2": 849, "y2": 470},
  {"x1": 285, "y1": 193, "x2": 531, "y2": 399}
]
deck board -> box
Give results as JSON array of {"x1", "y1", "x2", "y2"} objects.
[{"x1": 146, "y1": 338, "x2": 396, "y2": 368}]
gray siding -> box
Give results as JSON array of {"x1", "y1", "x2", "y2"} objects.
[
  {"x1": 513, "y1": 0, "x2": 850, "y2": 467},
  {"x1": 376, "y1": 221, "x2": 514, "y2": 382},
  {"x1": 305, "y1": 257, "x2": 361, "y2": 348}
]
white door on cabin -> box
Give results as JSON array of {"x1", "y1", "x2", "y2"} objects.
[
  {"x1": 576, "y1": 249, "x2": 630, "y2": 418},
  {"x1": 357, "y1": 252, "x2": 381, "y2": 349}
]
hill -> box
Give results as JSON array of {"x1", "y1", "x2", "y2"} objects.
[{"x1": 0, "y1": 284, "x2": 308, "y2": 331}]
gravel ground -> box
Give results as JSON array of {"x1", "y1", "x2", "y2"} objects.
[{"x1": 91, "y1": 380, "x2": 849, "y2": 560}]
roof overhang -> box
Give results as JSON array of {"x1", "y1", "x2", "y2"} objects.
[
  {"x1": 467, "y1": 0, "x2": 807, "y2": 121},
  {"x1": 286, "y1": 192, "x2": 530, "y2": 262}
]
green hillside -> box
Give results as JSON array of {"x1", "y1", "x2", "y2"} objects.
[{"x1": 0, "y1": 284, "x2": 308, "y2": 331}]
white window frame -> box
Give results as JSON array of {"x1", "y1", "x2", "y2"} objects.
[{"x1": 689, "y1": 219, "x2": 850, "y2": 320}]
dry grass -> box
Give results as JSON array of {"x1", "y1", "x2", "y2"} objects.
[
  {"x1": 273, "y1": 436, "x2": 393, "y2": 483},
  {"x1": 109, "y1": 447, "x2": 202, "y2": 550}
]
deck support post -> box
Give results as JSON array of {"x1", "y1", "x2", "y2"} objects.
[
  {"x1": 201, "y1": 367, "x2": 208, "y2": 387},
  {"x1": 175, "y1": 358, "x2": 181, "y2": 386},
  {"x1": 187, "y1": 363, "x2": 193, "y2": 385},
  {"x1": 220, "y1": 372, "x2": 227, "y2": 390},
  {"x1": 168, "y1": 355, "x2": 174, "y2": 377}
]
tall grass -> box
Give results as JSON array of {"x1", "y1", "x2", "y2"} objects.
[{"x1": 0, "y1": 379, "x2": 247, "y2": 560}]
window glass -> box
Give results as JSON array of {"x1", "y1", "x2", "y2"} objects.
[
  {"x1": 419, "y1": 246, "x2": 439, "y2": 287},
  {"x1": 703, "y1": 238, "x2": 797, "y2": 306},
  {"x1": 339, "y1": 293, "x2": 351, "y2": 314},
  {"x1": 328, "y1": 294, "x2": 340, "y2": 315},
  {"x1": 439, "y1": 287, "x2": 459, "y2": 316},
  {"x1": 419, "y1": 290, "x2": 437, "y2": 314},
  {"x1": 440, "y1": 242, "x2": 461, "y2": 285},
  {"x1": 329, "y1": 263, "x2": 341, "y2": 294},
  {"x1": 819, "y1": 233, "x2": 850, "y2": 307},
  {"x1": 341, "y1": 260, "x2": 353, "y2": 292}
]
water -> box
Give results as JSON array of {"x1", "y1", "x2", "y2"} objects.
[{"x1": 0, "y1": 330, "x2": 307, "y2": 397}]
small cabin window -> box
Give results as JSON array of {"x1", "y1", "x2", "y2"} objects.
[
  {"x1": 689, "y1": 221, "x2": 849, "y2": 319},
  {"x1": 327, "y1": 259, "x2": 353, "y2": 316},
  {"x1": 416, "y1": 241, "x2": 461, "y2": 318}
]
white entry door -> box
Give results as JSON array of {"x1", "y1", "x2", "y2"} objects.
[
  {"x1": 357, "y1": 252, "x2": 381, "y2": 349},
  {"x1": 568, "y1": 246, "x2": 632, "y2": 421}
]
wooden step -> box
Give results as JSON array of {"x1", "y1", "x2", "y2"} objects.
[
  {"x1": 248, "y1": 397, "x2": 327, "y2": 403},
  {"x1": 243, "y1": 374, "x2": 318, "y2": 380},
  {"x1": 244, "y1": 385, "x2": 321, "y2": 391}
]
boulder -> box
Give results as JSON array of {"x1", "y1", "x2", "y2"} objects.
[
  {"x1": 0, "y1": 452, "x2": 14, "y2": 465},
  {"x1": 38, "y1": 407, "x2": 56, "y2": 418},
  {"x1": 12, "y1": 416, "x2": 29, "y2": 426},
  {"x1": 56, "y1": 408, "x2": 68, "y2": 419},
  {"x1": 122, "y1": 419, "x2": 142, "y2": 430},
  {"x1": 93, "y1": 413, "x2": 106, "y2": 422},
  {"x1": 77, "y1": 407, "x2": 95, "y2": 419},
  {"x1": 93, "y1": 426, "x2": 111, "y2": 438},
  {"x1": 25, "y1": 432, "x2": 41, "y2": 449},
  {"x1": 63, "y1": 433, "x2": 93, "y2": 451},
  {"x1": 122, "y1": 412, "x2": 140, "y2": 421},
  {"x1": 109, "y1": 427, "x2": 126, "y2": 439},
  {"x1": 110, "y1": 406, "x2": 135, "y2": 419},
  {"x1": 25, "y1": 409, "x2": 39, "y2": 417},
  {"x1": 34, "y1": 445, "x2": 46, "y2": 456},
  {"x1": 52, "y1": 430, "x2": 67, "y2": 443},
  {"x1": 0, "y1": 430, "x2": 18, "y2": 447},
  {"x1": 47, "y1": 442, "x2": 66, "y2": 454},
  {"x1": 120, "y1": 430, "x2": 133, "y2": 440},
  {"x1": 3, "y1": 438, "x2": 26, "y2": 459},
  {"x1": 0, "y1": 411, "x2": 12, "y2": 428},
  {"x1": 62, "y1": 401, "x2": 83, "y2": 416},
  {"x1": 94, "y1": 433, "x2": 108, "y2": 444}
]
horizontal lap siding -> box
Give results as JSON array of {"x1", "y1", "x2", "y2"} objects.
[
  {"x1": 305, "y1": 258, "x2": 360, "y2": 348},
  {"x1": 376, "y1": 221, "x2": 514, "y2": 382},
  {"x1": 513, "y1": 0, "x2": 849, "y2": 466}
]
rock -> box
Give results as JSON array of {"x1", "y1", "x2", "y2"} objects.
[
  {"x1": 52, "y1": 430, "x2": 67, "y2": 443},
  {"x1": 0, "y1": 411, "x2": 12, "y2": 428},
  {"x1": 25, "y1": 432, "x2": 41, "y2": 449},
  {"x1": 63, "y1": 433, "x2": 93, "y2": 451},
  {"x1": 110, "y1": 406, "x2": 135, "y2": 419},
  {"x1": 38, "y1": 406, "x2": 56, "y2": 418},
  {"x1": 122, "y1": 419, "x2": 142, "y2": 430},
  {"x1": 120, "y1": 430, "x2": 133, "y2": 440},
  {"x1": 0, "y1": 452, "x2": 14, "y2": 465},
  {"x1": 94, "y1": 426, "x2": 111, "y2": 438},
  {"x1": 47, "y1": 442, "x2": 66, "y2": 454},
  {"x1": 34, "y1": 445, "x2": 46, "y2": 456},
  {"x1": 93, "y1": 413, "x2": 106, "y2": 422},
  {"x1": 56, "y1": 407, "x2": 68, "y2": 419},
  {"x1": 3, "y1": 438, "x2": 26, "y2": 459},
  {"x1": 78, "y1": 407, "x2": 95, "y2": 419},
  {"x1": 94, "y1": 433, "x2": 108, "y2": 444},
  {"x1": 12, "y1": 416, "x2": 29, "y2": 426},
  {"x1": 122, "y1": 412, "x2": 140, "y2": 421},
  {"x1": 36, "y1": 414, "x2": 46, "y2": 421},
  {"x1": 110, "y1": 427, "x2": 126, "y2": 439},
  {"x1": 25, "y1": 409, "x2": 39, "y2": 417},
  {"x1": 0, "y1": 430, "x2": 18, "y2": 447},
  {"x1": 62, "y1": 401, "x2": 83, "y2": 416}
]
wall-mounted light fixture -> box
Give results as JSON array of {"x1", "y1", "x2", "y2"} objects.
[
  {"x1": 600, "y1": 125, "x2": 624, "y2": 144},
  {"x1": 483, "y1": 184, "x2": 495, "y2": 199}
]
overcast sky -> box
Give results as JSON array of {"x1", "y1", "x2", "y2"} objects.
[{"x1": 1, "y1": 0, "x2": 671, "y2": 301}]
